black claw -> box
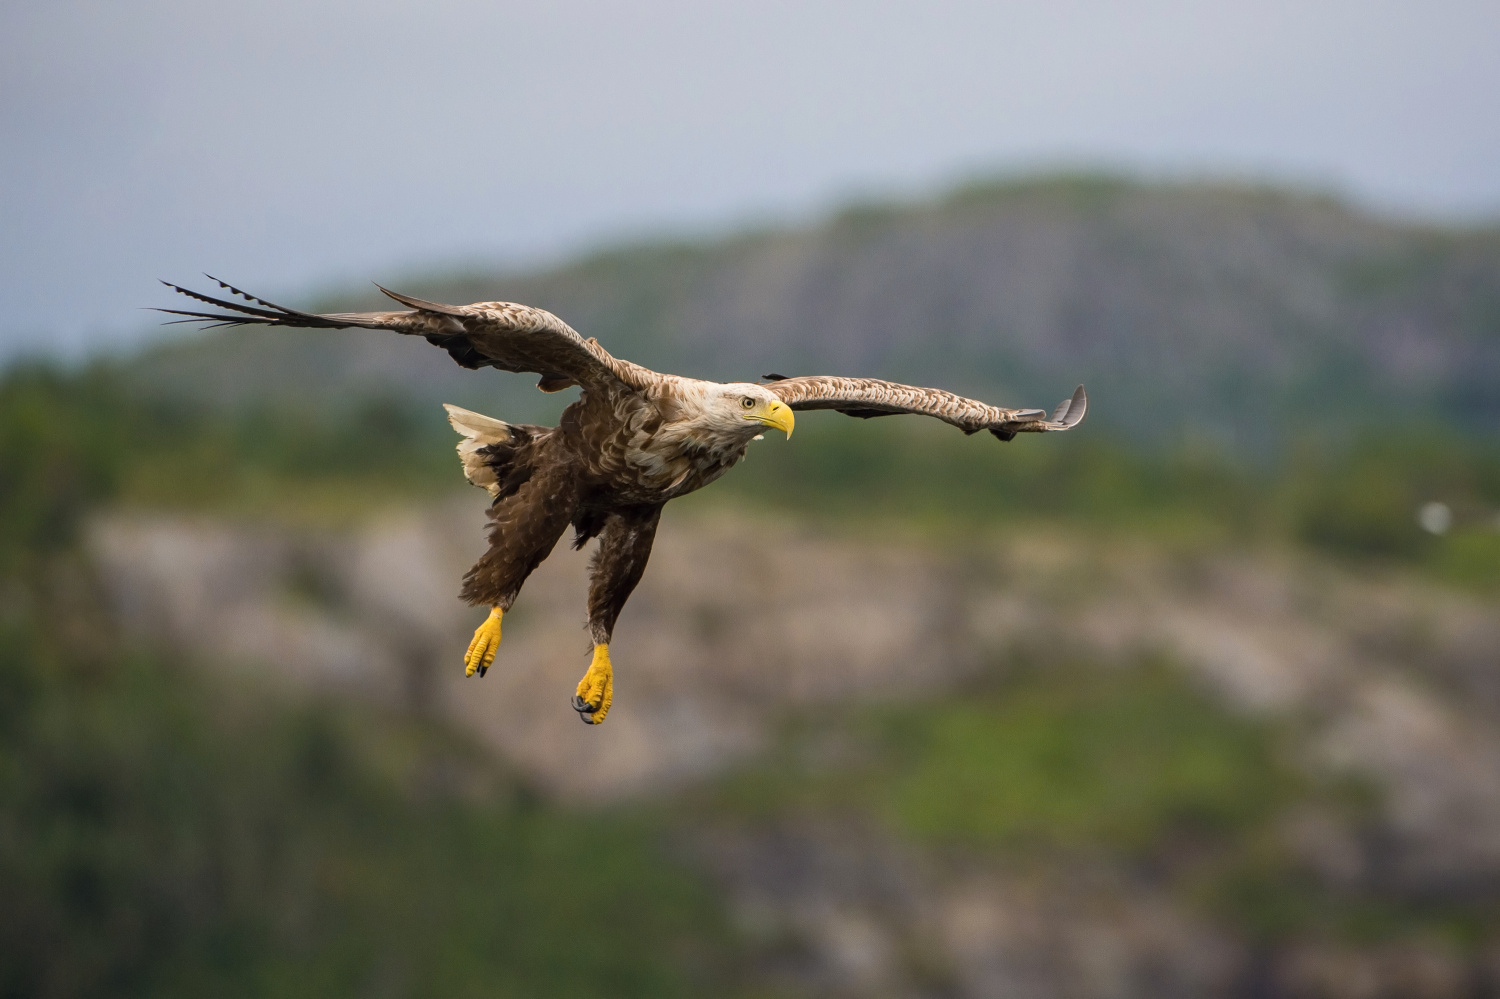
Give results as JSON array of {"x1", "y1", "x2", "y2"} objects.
[
  {"x1": 572, "y1": 694, "x2": 601, "y2": 723},
  {"x1": 478, "y1": 663, "x2": 488, "y2": 677}
]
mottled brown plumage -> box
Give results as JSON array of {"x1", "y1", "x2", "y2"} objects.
[
  {"x1": 159, "y1": 277, "x2": 1087, "y2": 724},
  {"x1": 763, "y1": 374, "x2": 1087, "y2": 441}
]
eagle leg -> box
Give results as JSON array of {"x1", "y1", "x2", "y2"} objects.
[
  {"x1": 572, "y1": 644, "x2": 614, "y2": 725},
  {"x1": 572, "y1": 504, "x2": 663, "y2": 725},
  {"x1": 458, "y1": 431, "x2": 580, "y2": 679},
  {"x1": 464, "y1": 607, "x2": 504, "y2": 677}
]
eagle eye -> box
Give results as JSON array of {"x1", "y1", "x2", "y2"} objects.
[{"x1": 740, "y1": 396, "x2": 755, "y2": 409}]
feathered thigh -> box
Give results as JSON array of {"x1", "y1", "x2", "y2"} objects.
[{"x1": 459, "y1": 433, "x2": 580, "y2": 610}]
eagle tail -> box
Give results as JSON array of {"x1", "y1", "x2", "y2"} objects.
[{"x1": 444, "y1": 404, "x2": 515, "y2": 497}]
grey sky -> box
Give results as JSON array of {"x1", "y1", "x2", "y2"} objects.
[{"x1": 3, "y1": 0, "x2": 1497, "y2": 357}]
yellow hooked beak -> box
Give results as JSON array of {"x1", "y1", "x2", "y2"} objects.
[{"x1": 748, "y1": 400, "x2": 795, "y2": 438}]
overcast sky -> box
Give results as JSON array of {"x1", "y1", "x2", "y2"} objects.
[{"x1": 3, "y1": 0, "x2": 1498, "y2": 358}]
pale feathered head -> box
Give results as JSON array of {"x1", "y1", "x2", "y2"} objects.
[{"x1": 691, "y1": 382, "x2": 795, "y2": 440}]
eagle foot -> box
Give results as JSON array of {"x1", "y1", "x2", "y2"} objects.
[
  {"x1": 464, "y1": 608, "x2": 503, "y2": 677},
  {"x1": 572, "y1": 644, "x2": 614, "y2": 725}
]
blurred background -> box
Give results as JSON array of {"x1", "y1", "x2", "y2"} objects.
[{"x1": 4, "y1": 1, "x2": 1500, "y2": 995}]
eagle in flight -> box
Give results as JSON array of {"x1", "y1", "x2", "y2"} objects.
[{"x1": 160, "y1": 278, "x2": 1087, "y2": 725}]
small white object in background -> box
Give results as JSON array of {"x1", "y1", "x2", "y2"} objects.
[{"x1": 1418, "y1": 501, "x2": 1452, "y2": 536}]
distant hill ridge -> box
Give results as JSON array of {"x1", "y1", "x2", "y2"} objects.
[{"x1": 130, "y1": 174, "x2": 1500, "y2": 444}]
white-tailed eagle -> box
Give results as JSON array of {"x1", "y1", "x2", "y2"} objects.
[{"x1": 160, "y1": 278, "x2": 1087, "y2": 724}]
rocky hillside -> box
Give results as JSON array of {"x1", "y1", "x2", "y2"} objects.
[
  {"x1": 130, "y1": 175, "x2": 1500, "y2": 444},
  {"x1": 90, "y1": 502, "x2": 1500, "y2": 996}
]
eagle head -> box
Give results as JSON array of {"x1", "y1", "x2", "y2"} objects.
[{"x1": 706, "y1": 382, "x2": 795, "y2": 440}]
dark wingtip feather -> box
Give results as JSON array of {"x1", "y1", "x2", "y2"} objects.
[
  {"x1": 374, "y1": 284, "x2": 467, "y2": 316},
  {"x1": 203, "y1": 274, "x2": 305, "y2": 316},
  {"x1": 158, "y1": 277, "x2": 372, "y2": 330},
  {"x1": 161, "y1": 281, "x2": 291, "y2": 321},
  {"x1": 152, "y1": 307, "x2": 257, "y2": 328}
]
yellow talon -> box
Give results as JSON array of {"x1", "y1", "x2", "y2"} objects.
[
  {"x1": 464, "y1": 607, "x2": 503, "y2": 677},
  {"x1": 572, "y1": 644, "x2": 614, "y2": 725}
]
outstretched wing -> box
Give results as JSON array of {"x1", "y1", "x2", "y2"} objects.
[
  {"x1": 157, "y1": 277, "x2": 659, "y2": 393},
  {"x1": 763, "y1": 376, "x2": 1087, "y2": 441}
]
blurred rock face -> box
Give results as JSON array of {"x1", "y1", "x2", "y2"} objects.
[
  {"x1": 90, "y1": 501, "x2": 1500, "y2": 997},
  {"x1": 91, "y1": 499, "x2": 974, "y2": 800}
]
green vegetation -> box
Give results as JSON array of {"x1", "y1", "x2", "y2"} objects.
[
  {"x1": 1278, "y1": 434, "x2": 1500, "y2": 587},
  {"x1": 8, "y1": 358, "x2": 1500, "y2": 584},
  {"x1": 706, "y1": 658, "x2": 1499, "y2": 948},
  {"x1": 713, "y1": 660, "x2": 1298, "y2": 853},
  {"x1": 725, "y1": 412, "x2": 1500, "y2": 591},
  {"x1": 722, "y1": 418, "x2": 1257, "y2": 538},
  {"x1": 0, "y1": 362, "x2": 454, "y2": 525},
  {"x1": 0, "y1": 647, "x2": 728, "y2": 998},
  {"x1": 879, "y1": 663, "x2": 1291, "y2": 851}
]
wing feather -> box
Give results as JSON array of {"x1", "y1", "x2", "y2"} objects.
[
  {"x1": 766, "y1": 376, "x2": 1087, "y2": 439},
  {"x1": 375, "y1": 284, "x2": 469, "y2": 316},
  {"x1": 155, "y1": 279, "x2": 661, "y2": 392}
]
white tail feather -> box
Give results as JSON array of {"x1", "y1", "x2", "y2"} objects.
[
  {"x1": 443, "y1": 404, "x2": 512, "y2": 497},
  {"x1": 444, "y1": 403, "x2": 512, "y2": 443}
]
